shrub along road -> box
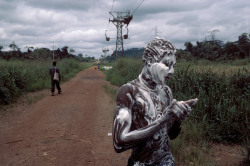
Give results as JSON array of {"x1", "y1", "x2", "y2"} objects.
[{"x1": 0, "y1": 67, "x2": 129, "y2": 165}]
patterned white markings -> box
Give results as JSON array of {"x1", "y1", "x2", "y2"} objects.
[
  {"x1": 117, "y1": 108, "x2": 131, "y2": 126},
  {"x1": 150, "y1": 63, "x2": 169, "y2": 85}
]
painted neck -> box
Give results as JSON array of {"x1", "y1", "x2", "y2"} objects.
[{"x1": 140, "y1": 66, "x2": 156, "y2": 90}]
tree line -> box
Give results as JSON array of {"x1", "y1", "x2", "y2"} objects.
[
  {"x1": 103, "y1": 32, "x2": 249, "y2": 61},
  {"x1": 0, "y1": 41, "x2": 95, "y2": 62},
  {"x1": 178, "y1": 33, "x2": 249, "y2": 60}
]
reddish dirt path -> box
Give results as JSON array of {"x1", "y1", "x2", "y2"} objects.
[{"x1": 0, "y1": 68, "x2": 130, "y2": 166}]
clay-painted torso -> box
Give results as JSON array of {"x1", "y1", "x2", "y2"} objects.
[{"x1": 127, "y1": 78, "x2": 174, "y2": 164}]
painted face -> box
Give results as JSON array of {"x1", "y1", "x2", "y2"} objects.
[{"x1": 149, "y1": 55, "x2": 176, "y2": 85}]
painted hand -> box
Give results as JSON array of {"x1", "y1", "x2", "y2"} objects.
[{"x1": 171, "y1": 98, "x2": 198, "y2": 121}]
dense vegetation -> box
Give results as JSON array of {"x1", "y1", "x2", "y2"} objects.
[
  {"x1": 105, "y1": 57, "x2": 249, "y2": 164},
  {"x1": 105, "y1": 47, "x2": 144, "y2": 62},
  {"x1": 104, "y1": 32, "x2": 249, "y2": 62},
  {"x1": 0, "y1": 41, "x2": 95, "y2": 62},
  {"x1": 178, "y1": 32, "x2": 249, "y2": 61},
  {"x1": 0, "y1": 59, "x2": 86, "y2": 105},
  {"x1": 105, "y1": 57, "x2": 249, "y2": 144},
  {"x1": 0, "y1": 41, "x2": 96, "y2": 105}
]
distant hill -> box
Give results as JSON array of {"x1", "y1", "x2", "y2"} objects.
[
  {"x1": 105, "y1": 47, "x2": 144, "y2": 61},
  {"x1": 123, "y1": 47, "x2": 144, "y2": 57}
]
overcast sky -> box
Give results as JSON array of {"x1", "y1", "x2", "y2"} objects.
[{"x1": 0, "y1": 0, "x2": 249, "y2": 58}]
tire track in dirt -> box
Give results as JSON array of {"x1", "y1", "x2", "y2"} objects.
[{"x1": 0, "y1": 67, "x2": 130, "y2": 166}]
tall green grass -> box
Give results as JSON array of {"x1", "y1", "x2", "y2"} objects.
[
  {"x1": 169, "y1": 60, "x2": 249, "y2": 144},
  {"x1": 0, "y1": 59, "x2": 86, "y2": 105},
  {"x1": 170, "y1": 120, "x2": 217, "y2": 166},
  {"x1": 105, "y1": 57, "x2": 249, "y2": 164},
  {"x1": 105, "y1": 57, "x2": 249, "y2": 144},
  {"x1": 105, "y1": 57, "x2": 143, "y2": 86}
]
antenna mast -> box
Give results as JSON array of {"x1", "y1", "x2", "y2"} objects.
[
  {"x1": 154, "y1": 26, "x2": 162, "y2": 37},
  {"x1": 109, "y1": 10, "x2": 132, "y2": 57},
  {"x1": 52, "y1": 42, "x2": 55, "y2": 60}
]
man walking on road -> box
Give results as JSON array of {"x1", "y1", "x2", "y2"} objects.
[{"x1": 49, "y1": 61, "x2": 62, "y2": 96}]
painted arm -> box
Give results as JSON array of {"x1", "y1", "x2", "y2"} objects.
[
  {"x1": 112, "y1": 85, "x2": 173, "y2": 153},
  {"x1": 113, "y1": 85, "x2": 198, "y2": 152}
]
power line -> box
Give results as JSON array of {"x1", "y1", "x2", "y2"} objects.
[
  {"x1": 106, "y1": 0, "x2": 117, "y2": 36},
  {"x1": 104, "y1": 0, "x2": 143, "y2": 57},
  {"x1": 102, "y1": 0, "x2": 116, "y2": 56},
  {"x1": 104, "y1": 0, "x2": 116, "y2": 45},
  {"x1": 111, "y1": 0, "x2": 116, "y2": 12},
  {"x1": 132, "y1": 0, "x2": 145, "y2": 15},
  {"x1": 109, "y1": 11, "x2": 132, "y2": 57}
]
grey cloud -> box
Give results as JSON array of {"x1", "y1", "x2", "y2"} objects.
[
  {"x1": 0, "y1": 0, "x2": 249, "y2": 58},
  {"x1": 23, "y1": 0, "x2": 92, "y2": 11}
]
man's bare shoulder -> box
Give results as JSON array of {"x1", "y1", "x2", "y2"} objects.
[
  {"x1": 117, "y1": 78, "x2": 139, "y2": 93},
  {"x1": 116, "y1": 79, "x2": 140, "y2": 106}
]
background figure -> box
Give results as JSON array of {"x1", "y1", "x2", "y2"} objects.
[
  {"x1": 49, "y1": 61, "x2": 62, "y2": 96},
  {"x1": 113, "y1": 38, "x2": 197, "y2": 166}
]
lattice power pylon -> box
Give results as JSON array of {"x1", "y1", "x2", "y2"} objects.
[{"x1": 109, "y1": 11, "x2": 132, "y2": 57}]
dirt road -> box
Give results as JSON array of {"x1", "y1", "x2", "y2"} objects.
[{"x1": 0, "y1": 68, "x2": 130, "y2": 166}]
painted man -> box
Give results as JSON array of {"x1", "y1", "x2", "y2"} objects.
[{"x1": 112, "y1": 38, "x2": 198, "y2": 166}]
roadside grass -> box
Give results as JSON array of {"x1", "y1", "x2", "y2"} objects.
[
  {"x1": 104, "y1": 57, "x2": 250, "y2": 165},
  {"x1": 104, "y1": 57, "x2": 143, "y2": 86},
  {"x1": 82, "y1": 62, "x2": 94, "y2": 69},
  {"x1": 103, "y1": 84, "x2": 117, "y2": 102},
  {"x1": 170, "y1": 121, "x2": 217, "y2": 166},
  {"x1": 177, "y1": 58, "x2": 250, "y2": 76},
  {"x1": 25, "y1": 92, "x2": 46, "y2": 105},
  {"x1": 0, "y1": 59, "x2": 87, "y2": 105}
]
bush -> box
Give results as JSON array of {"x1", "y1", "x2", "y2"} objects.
[
  {"x1": 0, "y1": 59, "x2": 84, "y2": 105},
  {"x1": 105, "y1": 57, "x2": 250, "y2": 144},
  {"x1": 105, "y1": 57, "x2": 143, "y2": 86},
  {"x1": 169, "y1": 65, "x2": 249, "y2": 143}
]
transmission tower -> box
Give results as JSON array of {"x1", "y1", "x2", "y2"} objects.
[
  {"x1": 109, "y1": 10, "x2": 132, "y2": 57},
  {"x1": 154, "y1": 26, "x2": 162, "y2": 37}
]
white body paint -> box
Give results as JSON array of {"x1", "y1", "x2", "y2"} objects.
[
  {"x1": 116, "y1": 108, "x2": 131, "y2": 126},
  {"x1": 150, "y1": 63, "x2": 169, "y2": 85},
  {"x1": 113, "y1": 38, "x2": 198, "y2": 166}
]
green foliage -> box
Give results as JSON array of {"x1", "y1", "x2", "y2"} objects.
[
  {"x1": 168, "y1": 63, "x2": 249, "y2": 144},
  {"x1": 0, "y1": 59, "x2": 85, "y2": 105},
  {"x1": 30, "y1": 48, "x2": 51, "y2": 59},
  {"x1": 0, "y1": 42, "x2": 88, "y2": 61},
  {"x1": 103, "y1": 48, "x2": 144, "y2": 62},
  {"x1": 105, "y1": 57, "x2": 143, "y2": 86},
  {"x1": 103, "y1": 84, "x2": 118, "y2": 101},
  {"x1": 178, "y1": 32, "x2": 250, "y2": 61},
  {"x1": 105, "y1": 57, "x2": 250, "y2": 145},
  {"x1": 9, "y1": 41, "x2": 19, "y2": 51},
  {"x1": 170, "y1": 121, "x2": 216, "y2": 165}
]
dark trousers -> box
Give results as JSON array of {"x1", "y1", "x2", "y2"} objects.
[{"x1": 51, "y1": 79, "x2": 61, "y2": 93}]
